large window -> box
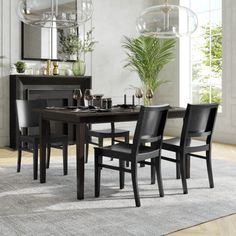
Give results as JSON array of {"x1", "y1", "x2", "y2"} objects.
[{"x1": 180, "y1": 0, "x2": 222, "y2": 110}]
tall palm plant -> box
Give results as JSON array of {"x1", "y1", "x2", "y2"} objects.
[{"x1": 122, "y1": 35, "x2": 175, "y2": 104}]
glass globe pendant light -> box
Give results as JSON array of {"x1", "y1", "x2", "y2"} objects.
[
  {"x1": 136, "y1": 0, "x2": 198, "y2": 38},
  {"x1": 17, "y1": 0, "x2": 93, "y2": 28}
]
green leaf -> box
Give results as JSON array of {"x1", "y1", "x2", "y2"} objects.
[{"x1": 122, "y1": 35, "x2": 175, "y2": 92}]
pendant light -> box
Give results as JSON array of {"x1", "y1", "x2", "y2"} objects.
[
  {"x1": 136, "y1": 0, "x2": 198, "y2": 38},
  {"x1": 17, "y1": 0, "x2": 93, "y2": 28}
]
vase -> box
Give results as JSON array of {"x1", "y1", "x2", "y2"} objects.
[{"x1": 72, "y1": 60, "x2": 86, "y2": 76}]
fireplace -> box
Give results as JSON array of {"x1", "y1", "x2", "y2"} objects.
[{"x1": 10, "y1": 75, "x2": 92, "y2": 149}]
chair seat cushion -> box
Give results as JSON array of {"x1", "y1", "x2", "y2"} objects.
[{"x1": 162, "y1": 137, "x2": 209, "y2": 153}]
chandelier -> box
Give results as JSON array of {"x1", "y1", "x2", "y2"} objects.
[
  {"x1": 136, "y1": 0, "x2": 198, "y2": 38},
  {"x1": 17, "y1": 0, "x2": 93, "y2": 28}
]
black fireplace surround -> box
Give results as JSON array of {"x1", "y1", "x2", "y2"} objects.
[{"x1": 10, "y1": 75, "x2": 92, "y2": 149}]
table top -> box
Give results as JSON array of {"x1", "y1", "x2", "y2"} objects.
[{"x1": 36, "y1": 106, "x2": 186, "y2": 124}]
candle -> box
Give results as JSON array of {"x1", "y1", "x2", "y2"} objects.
[{"x1": 132, "y1": 95, "x2": 135, "y2": 105}]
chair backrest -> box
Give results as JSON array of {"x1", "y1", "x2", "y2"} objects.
[
  {"x1": 16, "y1": 99, "x2": 47, "y2": 129},
  {"x1": 132, "y1": 105, "x2": 169, "y2": 156},
  {"x1": 180, "y1": 103, "x2": 218, "y2": 146}
]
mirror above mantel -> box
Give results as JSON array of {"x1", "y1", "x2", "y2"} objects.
[{"x1": 21, "y1": 23, "x2": 78, "y2": 61}]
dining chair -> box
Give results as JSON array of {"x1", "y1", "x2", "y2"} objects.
[
  {"x1": 16, "y1": 99, "x2": 68, "y2": 180},
  {"x1": 94, "y1": 105, "x2": 169, "y2": 207},
  {"x1": 85, "y1": 123, "x2": 130, "y2": 163},
  {"x1": 161, "y1": 103, "x2": 218, "y2": 194}
]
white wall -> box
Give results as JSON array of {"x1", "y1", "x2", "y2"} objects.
[
  {"x1": 92, "y1": 0, "x2": 155, "y2": 102},
  {"x1": 0, "y1": 0, "x2": 20, "y2": 146},
  {"x1": 91, "y1": 0, "x2": 155, "y2": 131}
]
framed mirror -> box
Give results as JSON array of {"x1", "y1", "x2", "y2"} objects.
[{"x1": 21, "y1": 23, "x2": 78, "y2": 61}]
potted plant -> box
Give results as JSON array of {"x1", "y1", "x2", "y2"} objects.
[
  {"x1": 15, "y1": 61, "x2": 26, "y2": 73},
  {"x1": 122, "y1": 35, "x2": 175, "y2": 105},
  {"x1": 58, "y1": 28, "x2": 97, "y2": 76}
]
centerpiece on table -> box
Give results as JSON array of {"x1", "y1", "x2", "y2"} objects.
[
  {"x1": 122, "y1": 35, "x2": 175, "y2": 105},
  {"x1": 58, "y1": 28, "x2": 97, "y2": 76}
]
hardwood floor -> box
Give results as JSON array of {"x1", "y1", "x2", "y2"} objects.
[
  {"x1": 0, "y1": 142, "x2": 236, "y2": 235},
  {"x1": 168, "y1": 214, "x2": 236, "y2": 236}
]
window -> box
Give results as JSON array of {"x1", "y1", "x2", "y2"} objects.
[{"x1": 180, "y1": 0, "x2": 222, "y2": 110}]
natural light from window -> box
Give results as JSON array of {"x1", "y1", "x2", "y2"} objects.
[{"x1": 180, "y1": 0, "x2": 222, "y2": 111}]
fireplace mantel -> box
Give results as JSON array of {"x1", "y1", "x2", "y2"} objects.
[{"x1": 10, "y1": 74, "x2": 92, "y2": 149}]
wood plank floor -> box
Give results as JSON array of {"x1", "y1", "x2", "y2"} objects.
[{"x1": 0, "y1": 142, "x2": 236, "y2": 235}]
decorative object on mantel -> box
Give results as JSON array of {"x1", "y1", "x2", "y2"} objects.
[
  {"x1": 17, "y1": 0, "x2": 93, "y2": 28},
  {"x1": 65, "y1": 68, "x2": 73, "y2": 76},
  {"x1": 58, "y1": 28, "x2": 97, "y2": 76},
  {"x1": 46, "y1": 60, "x2": 52, "y2": 75},
  {"x1": 14, "y1": 61, "x2": 26, "y2": 73},
  {"x1": 122, "y1": 35, "x2": 175, "y2": 105},
  {"x1": 136, "y1": 0, "x2": 198, "y2": 38},
  {"x1": 72, "y1": 60, "x2": 86, "y2": 76},
  {"x1": 53, "y1": 61, "x2": 59, "y2": 75}
]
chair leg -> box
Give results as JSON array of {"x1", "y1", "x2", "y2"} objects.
[
  {"x1": 180, "y1": 152, "x2": 188, "y2": 194},
  {"x1": 131, "y1": 162, "x2": 141, "y2": 207},
  {"x1": 85, "y1": 143, "x2": 89, "y2": 163},
  {"x1": 98, "y1": 138, "x2": 104, "y2": 167},
  {"x1": 155, "y1": 153, "x2": 164, "y2": 197},
  {"x1": 119, "y1": 160, "x2": 125, "y2": 189},
  {"x1": 151, "y1": 158, "x2": 155, "y2": 184},
  {"x1": 125, "y1": 134, "x2": 129, "y2": 167},
  {"x1": 206, "y1": 150, "x2": 214, "y2": 188},
  {"x1": 95, "y1": 150, "x2": 102, "y2": 197},
  {"x1": 63, "y1": 141, "x2": 68, "y2": 175},
  {"x1": 186, "y1": 154, "x2": 190, "y2": 179},
  {"x1": 17, "y1": 141, "x2": 22, "y2": 172},
  {"x1": 33, "y1": 143, "x2": 39, "y2": 180},
  {"x1": 110, "y1": 138, "x2": 114, "y2": 162},
  {"x1": 176, "y1": 152, "x2": 180, "y2": 179},
  {"x1": 46, "y1": 143, "x2": 51, "y2": 169}
]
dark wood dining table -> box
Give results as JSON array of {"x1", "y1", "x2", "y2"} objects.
[{"x1": 38, "y1": 106, "x2": 185, "y2": 200}]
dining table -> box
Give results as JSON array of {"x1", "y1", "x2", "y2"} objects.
[{"x1": 38, "y1": 106, "x2": 186, "y2": 200}]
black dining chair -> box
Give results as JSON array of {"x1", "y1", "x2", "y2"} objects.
[
  {"x1": 16, "y1": 99, "x2": 68, "y2": 180},
  {"x1": 85, "y1": 123, "x2": 130, "y2": 163},
  {"x1": 94, "y1": 105, "x2": 169, "y2": 207},
  {"x1": 161, "y1": 103, "x2": 218, "y2": 194}
]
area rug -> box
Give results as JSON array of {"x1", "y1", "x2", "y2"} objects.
[{"x1": 0, "y1": 154, "x2": 236, "y2": 236}]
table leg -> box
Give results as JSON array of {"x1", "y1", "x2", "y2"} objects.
[
  {"x1": 76, "y1": 123, "x2": 86, "y2": 200},
  {"x1": 40, "y1": 117, "x2": 49, "y2": 183}
]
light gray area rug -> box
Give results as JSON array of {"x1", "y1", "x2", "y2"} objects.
[{"x1": 0, "y1": 154, "x2": 236, "y2": 236}]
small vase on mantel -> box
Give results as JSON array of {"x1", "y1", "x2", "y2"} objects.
[{"x1": 72, "y1": 60, "x2": 86, "y2": 76}]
